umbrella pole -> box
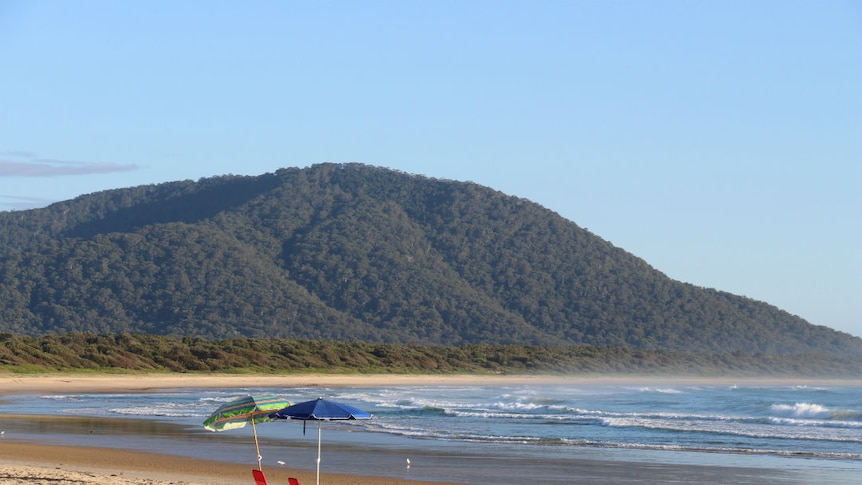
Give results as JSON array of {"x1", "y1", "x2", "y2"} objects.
[
  {"x1": 252, "y1": 419, "x2": 263, "y2": 471},
  {"x1": 316, "y1": 420, "x2": 322, "y2": 485}
]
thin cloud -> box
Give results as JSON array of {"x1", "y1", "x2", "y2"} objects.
[
  {"x1": 0, "y1": 157, "x2": 140, "y2": 177},
  {"x1": 0, "y1": 194, "x2": 53, "y2": 211}
]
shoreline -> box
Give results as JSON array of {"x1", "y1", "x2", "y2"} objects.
[
  {"x1": 3, "y1": 372, "x2": 860, "y2": 485},
  {"x1": 0, "y1": 441, "x2": 461, "y2": 485},
  {"x1": 0, "y1": 439, "x2": 817, "y2": 485},
  {"x1": 3, "y1": 371, "x2": 860, "y2": 395}
]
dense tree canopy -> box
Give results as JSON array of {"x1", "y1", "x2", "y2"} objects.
[
  {"x1": 0, "y1": 163, "x2": 859, "y2": 355},
  {"x1": 2, "y1": 334, "x2": 859, "y2": 377}
]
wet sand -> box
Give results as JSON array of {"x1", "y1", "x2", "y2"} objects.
[{"x1": 0, "y1": 441, "x2": 462, "y2": 485}]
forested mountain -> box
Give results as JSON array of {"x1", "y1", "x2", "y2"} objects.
[{"x1": 1, "y1": 163, "x2": 859, "y2": 355}]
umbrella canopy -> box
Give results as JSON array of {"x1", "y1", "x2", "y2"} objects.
[
  {"x1": 203, "y1": 394, "x2": 291, "y2": 470},
  {"x1": 271, "y1": 398, "x2": 372, "y2": 485},
  {"x1": 271, "y1": 397, "x2": 372, "y2": 421}
]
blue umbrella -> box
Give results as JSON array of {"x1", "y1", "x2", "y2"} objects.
[{"x1": 271, "y1": 398, "x2": 372, "y2": 485}]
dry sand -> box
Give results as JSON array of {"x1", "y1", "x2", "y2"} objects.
[
  {"x1": 1, "y1": 372, "x2": 567, "y2": 395},
  {"x1": 3, "y1": 372, "x2": 854, "y2": 395},
  {"x1": 2, "y1": 372, "x2": 859, "y2": 484}
]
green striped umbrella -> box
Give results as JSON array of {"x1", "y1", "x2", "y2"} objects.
[{"x1": 203, "y1": 394, "x2": 291, "y2": 470}]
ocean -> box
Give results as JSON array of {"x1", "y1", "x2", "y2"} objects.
[{"x1": 1, "y1": 381, "x2": 860, "y2": 484}]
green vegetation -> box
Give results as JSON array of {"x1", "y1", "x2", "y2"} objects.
[
  {"x1": 1, "y1": 334, "x2": 859, "y2": 377},
  {"x1": 0, "y1": 163, "x2": 859, "y2": 355}
]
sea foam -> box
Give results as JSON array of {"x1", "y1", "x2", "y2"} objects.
[{"x1": 770, "y1": 402, "x2": 831, "y2": 418}]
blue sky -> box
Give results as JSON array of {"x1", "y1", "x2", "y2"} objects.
[{"x1": 1, "y1": 1, "x2": 860, "y2": 337}]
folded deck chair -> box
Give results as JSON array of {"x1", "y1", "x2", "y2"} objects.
[
  {"x1": 288, "y1": 478, "x2": 300, "y2": 485},
  {"x1": 252, "y1": 469, "x2": 267, "y2": 485}
]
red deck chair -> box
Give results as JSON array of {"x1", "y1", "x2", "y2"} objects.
[
  {"x1": 252, "y1": 469, "x2": 267, "y2": 485},
  {"x1": 288, "y1": 478, "x2": 300, "y2": 485}
]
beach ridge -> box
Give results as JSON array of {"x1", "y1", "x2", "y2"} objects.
[{"x1": 4, "y1": 372, "x2": 859, "y2": 395}]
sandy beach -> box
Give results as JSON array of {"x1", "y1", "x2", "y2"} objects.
[
  {"x1": 0, "y1": 372, "x2": 570, "y2": 395},
  {"x1": 3, "y1": 372, "x2": 860, "y2": 485},
  {"x1": 0, "y1": 441, "x2": 462, "y2": 485},
  {"x1": 4, "y1": 371, "x2": 856, "y2": 395}
]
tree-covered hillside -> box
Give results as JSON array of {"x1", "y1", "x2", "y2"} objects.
[{"x1": 0, "y1": 163, "x2": 859, "y2": 355}]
